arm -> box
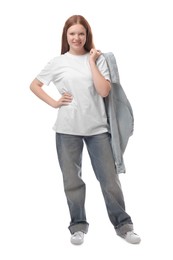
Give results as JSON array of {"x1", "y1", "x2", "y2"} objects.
[
  {"x1": 30, "y1": 78, "x2": 72, "y2": 108},
  {"x1": 89, "y1": 49, "x2": 111, "y2": 97}
]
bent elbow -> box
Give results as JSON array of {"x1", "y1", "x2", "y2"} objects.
[
  {"x1": 30, "y1": 82, "x2": 34, "y2": 92},
  {"x1": 30, "y1": 78, "x2": 43, "y2": 92},
  {"x1": 29, "y1": 80, "x2": 36, "y2": 92},
  {"x1": 100, "y1": 90, "x2": 110, "y2": 97}
]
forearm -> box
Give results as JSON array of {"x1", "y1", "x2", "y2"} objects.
[
  {"x1": 30, "y1": 79, "x2": 58, "y2": 108},
  {"x1": 90, "y1": 61, "x2": 111, "y2": 97}
]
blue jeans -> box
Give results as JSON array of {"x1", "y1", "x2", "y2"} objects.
[{"x1": 56, "y1": 132, "x2": 133, "y2": 236}]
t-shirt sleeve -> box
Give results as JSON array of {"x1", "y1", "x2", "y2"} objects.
[
  {"x1": 96, "y1": 55, "x2": 110, "y2": 81},
  {"x1": 36, "y1": 58, "x2": 55, "y2": 85}
]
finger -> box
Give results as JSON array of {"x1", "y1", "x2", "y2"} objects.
[
  {"x1": 62, "y1": 94, "x2": 73, "y2": 100},
  {"x1": 63, "y1": 96, "x2": 73, "y2": 101},
  {"x1": 90, "y1": 48, "x2": 96, "y2": 55},
  {"x1": 61, "y1": 97, "x2": 72, "y2": 103}
]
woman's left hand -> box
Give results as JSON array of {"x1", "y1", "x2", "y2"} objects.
[{"x1": 89, "y1": 48, "x2": 101, "y2": 63}]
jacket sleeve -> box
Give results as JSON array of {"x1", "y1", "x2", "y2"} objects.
[{"x1": 103, "y1": 52, "x2": 134, "y2": 173}]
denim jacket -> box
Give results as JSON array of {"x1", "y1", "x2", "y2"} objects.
[{"x1": 103, "y1": 52, "x2": 134, "y2": 173}]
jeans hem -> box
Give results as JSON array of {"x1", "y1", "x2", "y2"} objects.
[
  {"x1": 115, "y1": 223, "x2": 133, "y2": 237},
  {"x1": 68, "y1": 222, "x2": 89, "y2": 234}
]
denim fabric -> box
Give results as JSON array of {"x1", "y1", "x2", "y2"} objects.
[
  {"x1": 56, "y1": 132, "x2": 133, "y2": 235},
  {"x1": 103, "y1": 52, "x2": 134, "y2": 173}
]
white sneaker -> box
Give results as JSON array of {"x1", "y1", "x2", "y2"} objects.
[
  {"x1": 70, "y1": 231, "x2": 84, "y2": 245},
  {"x1": 124, "y1": 231, "x2": 141, "y2": 244}
]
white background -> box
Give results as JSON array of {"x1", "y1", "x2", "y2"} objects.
[{"x1": 0, "y1": 0, "x2": 173, "y2": 259}]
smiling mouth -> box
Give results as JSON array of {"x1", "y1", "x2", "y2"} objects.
[{"x1": 72, "y1": 42, "x2": 81, "y2": 45}]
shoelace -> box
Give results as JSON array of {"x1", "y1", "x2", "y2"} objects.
[
  {"x1": 73, "y1": 232, "x2": 83, "y2": 238},
  {"x1": 127, "y1": 231, "x2": 138, "y2": 236}
]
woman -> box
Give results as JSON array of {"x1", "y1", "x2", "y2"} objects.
[{"x1": 30, "y1": 15, "x2": 141, "y2": 245}]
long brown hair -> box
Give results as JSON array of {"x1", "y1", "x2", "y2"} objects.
[{"x1": 61, "y1": 15, "x2": 95, "y2": 54}]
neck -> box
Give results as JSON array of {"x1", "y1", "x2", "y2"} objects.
[{"x1": 69, "y1": 49, "x2": 87, "y2": 55}]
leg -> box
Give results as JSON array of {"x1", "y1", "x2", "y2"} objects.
[
  {"x1": 56, "y1": 133, "x2": 89, "y2": 234},
  {"x1": 85, "y1": 133, "x2": 133, "y2": 235}
]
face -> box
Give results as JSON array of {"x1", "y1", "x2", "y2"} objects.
[{"x1": 67, "y1": 24, "x2": 87, "y2": 54}]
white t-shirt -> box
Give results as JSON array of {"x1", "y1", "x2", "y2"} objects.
[{"x1": 36, "y1": 52, "x2": 110, "y2": 136}]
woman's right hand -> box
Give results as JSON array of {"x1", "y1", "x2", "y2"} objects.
[{"x1": 54, "y1": 92, "x2": 73, "y2": 108}]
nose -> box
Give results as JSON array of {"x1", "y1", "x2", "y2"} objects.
[{"x1": 74, "y1": 34, "x2": 79, "y2": 40}]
